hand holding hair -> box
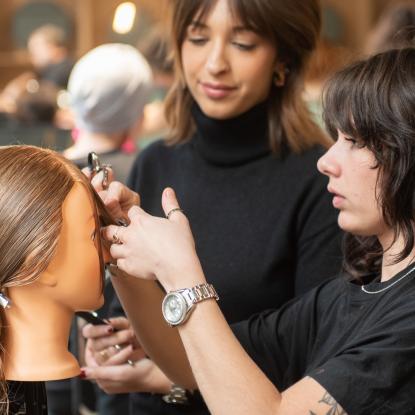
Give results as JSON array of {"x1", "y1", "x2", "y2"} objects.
[
  {"x1": 82, "y1": 166, "x2": 140, "y2": 223},
  {"x1": 103, "y1": 187, "x2": 205, "y2": 291}
]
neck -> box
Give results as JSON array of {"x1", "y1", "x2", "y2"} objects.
[
  {"x1": 379, "y1": 231, "x2": 415, "y2": 282},
  {"x1": 191, "y1": 100, "x2": 271, "y2": 166},
  {"x1": 64, "y1": 130, "x2": 123, "y2": 160},
  {"x1": 2, "y1": 282, "x2": 80, "y2": 381}
]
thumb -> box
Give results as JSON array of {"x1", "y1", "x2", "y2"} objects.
[{"x1": 162, "y1": 188, "x2": 185, "y2": 222}]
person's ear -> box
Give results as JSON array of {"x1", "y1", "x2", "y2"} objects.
[{"x1": 273, "y1": 62, "x2": 287, "y2": 87}]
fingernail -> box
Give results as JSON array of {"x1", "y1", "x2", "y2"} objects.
[
  {"x1": 79, "y1": 369, "x2": 87, "y2": 379},
  {"x1": 107, "y1": 326, "x2": 114, "y2": 333},
  {"x1": 165, "y1": 188, "x2": 172, "y2": 198}
]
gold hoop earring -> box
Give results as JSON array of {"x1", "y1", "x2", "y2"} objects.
[{"x1": 273, "y1": 70, "x2": 285, "y2": 87}]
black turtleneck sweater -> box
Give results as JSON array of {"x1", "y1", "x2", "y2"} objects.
[{"x1": 114, "y1": 102, "x2": 343, "y2": 414}]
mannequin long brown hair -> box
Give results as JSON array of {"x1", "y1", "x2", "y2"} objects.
[{"x1": 0, "y1": 145, "x2": 113, "y2": 412}]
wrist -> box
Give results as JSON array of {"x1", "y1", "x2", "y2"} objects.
[
  {"x1": 147, "y1": 363, "x2": 173, "y2": 394},
  {"x1": 159, "y1": 261, "x2": 206, "y2": 293}
]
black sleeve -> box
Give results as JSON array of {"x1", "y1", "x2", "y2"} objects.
[
  {"x1": 294, "y1": 160, "x2": 343, "y2": 296},
  {"x1": 308, "y1": 310, "x2": 415, "y2": 415},
  {"x1": 232, "y1": 284, "x2": 323, "y2": 390}
]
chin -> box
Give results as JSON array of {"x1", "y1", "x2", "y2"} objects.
[
  {"x1": 338, "y1": 216, "x2": 377, "y2": 237},
  {"x1": 75, "y1": 293, "x2": 104, "y2": 312},
  {"x1": 196, "y1": 96, "x2": 249, "y2": 120},
  {"x1": 199, "y1": 103, "x2": 237, "y2": 119}
]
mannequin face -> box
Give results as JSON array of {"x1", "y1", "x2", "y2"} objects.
[{"x1": 40, "y1": 182, "x2": 104, "y2": 311}]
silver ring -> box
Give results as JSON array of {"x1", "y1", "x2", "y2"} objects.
[
  {"x1": 112, "y1": 228, "x2": 123, "y2": 245},
  {"x1": 166, "y1": 208, "x2": 184, "y2": 220},
  {"x1": 102, "y1": 167, "x2": 109, "y2": 190}
]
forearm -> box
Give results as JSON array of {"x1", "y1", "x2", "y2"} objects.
[
  {"x1": 177, "y1": 299, "x2": 281, "y2": 414},
  {"x1": 110, "y1": 270, "x2": 197, "y2": 389}
]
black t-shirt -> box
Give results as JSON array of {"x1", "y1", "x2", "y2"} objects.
[{"x1": 233, "y1": 263, "x2": 415, "y2": 415}]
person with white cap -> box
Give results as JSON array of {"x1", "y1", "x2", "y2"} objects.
[{"x1": 64, "y1": 43, "x2": 153, "y2": 183}]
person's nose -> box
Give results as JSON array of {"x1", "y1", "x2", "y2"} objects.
[
  {"x1": 206, "y1": 40, "x2": 229, "y2": 75},
  {"x1": 317, "y1": 143, "x2": 341, "y2": 178}
]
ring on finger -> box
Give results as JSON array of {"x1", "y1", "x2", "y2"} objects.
[
  {"x1": 101, "y1": 165, "x2": 112, "y2": 190},
  {"x1": 166, "y1": 207, "x2": 184, "y2": 220},
  {"x1": 112, "y1": 228, "x2": 123, "y2": 245}
]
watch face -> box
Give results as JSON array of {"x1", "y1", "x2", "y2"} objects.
[{"x1": 162, "y1": 293, "x2": 188, "y2": 325}]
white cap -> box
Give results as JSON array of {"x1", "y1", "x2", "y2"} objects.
[{"x1": 68, "y1": 43, "x2": 153, "y2": 134}]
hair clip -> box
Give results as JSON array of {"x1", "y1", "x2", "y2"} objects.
[{"x1": 0, "y1": 292, "x2": 11, "y2": 309}]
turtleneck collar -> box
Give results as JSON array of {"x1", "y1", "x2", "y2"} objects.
[{"x1": 191, "y1": 100, "x2": 270, "y2": 166}]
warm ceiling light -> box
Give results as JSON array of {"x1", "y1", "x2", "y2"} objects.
[{"x1": 112, "y1": 2, "x2": 136, "y2": 34}]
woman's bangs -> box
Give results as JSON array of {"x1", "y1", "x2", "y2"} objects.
[
  {"x1": 228, "y1": 0, "x2": 274, "y2": 38},
  {"x1": 323, "y1": 62, "x2": 371, "y2": 143}
]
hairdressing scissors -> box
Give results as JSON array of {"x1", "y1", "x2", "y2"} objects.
[
  {"x1": 87, "y1": 152, "x2": 111, "y2": 190},
  {"x1": 87, "y1": 152, "x2": 128, "y2": 227}
]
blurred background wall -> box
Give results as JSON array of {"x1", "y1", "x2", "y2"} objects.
[
  {"x1": 0, "y1": 0, "x2": 169, "y2": 88},
  {"x1": 0, "y1": 0, "x2": 411, "y2": 88}
]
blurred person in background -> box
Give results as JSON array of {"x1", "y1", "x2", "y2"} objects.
[
  {"x1": 365, "y1": 0, "x2": 415, "y2": 54},
  {"x1": 0, "y1": 72, "x2": 38, "y2": 117},
  {"x1": 28, "y1": 24, "x2": 74, "y2": 89},
  {"x1": 65, "y1": 42, "x2": 153, "y2": 182},
  {"x1": 137, "y1": 27, "x2": 175, "y2": 147},
  {"x1": 0, "y1": 72, "x2": 71, "y2": 149},
  {"x1": 14, "y1": 81, "x2": 58, "y2": 125}
]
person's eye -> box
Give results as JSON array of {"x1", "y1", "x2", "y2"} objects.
[
  {"x1": 232, "y1": 42, "x2": 256, "y2": 51},
  {"x1": 188, "y1": 37, "x2": 208, "y2": 46},
  {"x1": 344, "y1": 136, "x2": 357, "y2": 145},
  {"x1": 344, "y1": 136, "x2": 365, "y2": 149}
]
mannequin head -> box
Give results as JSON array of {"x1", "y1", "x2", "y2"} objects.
[{"x1": 0, "y1": 145, "x2": 112, "y2": 402}]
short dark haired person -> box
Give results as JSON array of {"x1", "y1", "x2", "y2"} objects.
[{"x1": 100, "y1": 47, "x2": 415, "y2": 414}]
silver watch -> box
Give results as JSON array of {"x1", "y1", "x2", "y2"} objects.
[{"x1": 162, "y1": 283, "x2": 219, "y2": 326}]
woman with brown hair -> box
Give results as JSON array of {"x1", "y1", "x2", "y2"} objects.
[
  {"x1": 0, "y1": 145, "x2": 112, "y2": 414},
  {"x1": 104, "y1": 46, "x2": 415, "y2": 415},
  {"x1": 82, "y1": 0, "x2": 342, "y2": 413}
]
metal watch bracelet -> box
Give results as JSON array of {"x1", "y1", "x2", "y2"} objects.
[{"x1": 162, "y1": 384, "x2": 189, "y2": 405}]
